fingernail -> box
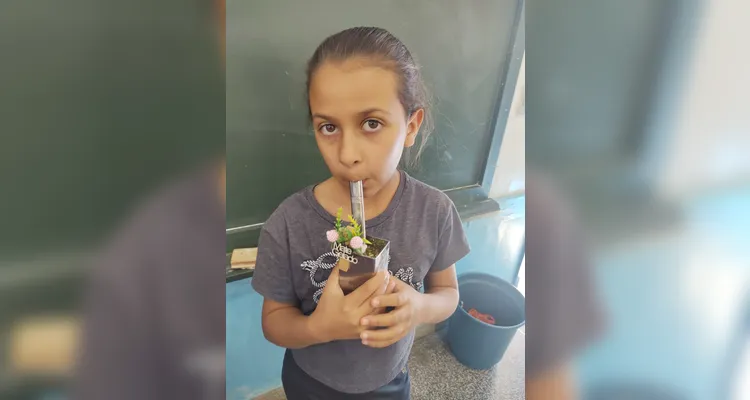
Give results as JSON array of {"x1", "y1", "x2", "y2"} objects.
[
  {"x1": 362, "y1": 340, "x2": 368, "y2": 345},
  {"x1": 361, "y1": 333, "x2": 368, "y2": 340},
  {"x1": 372, "y1": 299, "x2": 379, "y2": 307},
  {"x1": 361, "y1": 318, "x2": 369, "y2": 326}
]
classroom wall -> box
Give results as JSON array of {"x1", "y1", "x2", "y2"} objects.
[{"x1": 226, "y1": 201, "x2": 526, "y2": 399}]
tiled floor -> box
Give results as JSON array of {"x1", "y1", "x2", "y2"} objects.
[{"x1": 409, "y1": 332, "x2": 525, "y2": 400}]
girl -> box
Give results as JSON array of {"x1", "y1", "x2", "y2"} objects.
[{"x1": 252, "y1": 27, "x2": 470, "y2": 399}]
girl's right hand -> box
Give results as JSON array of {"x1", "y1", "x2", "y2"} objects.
[{"x1": 308, "y1": 267, "x2": 390, "y2": 343}]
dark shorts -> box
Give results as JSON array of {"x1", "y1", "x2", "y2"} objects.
[{"x1": 281, "y1": 350, "x2": 411, "y2": 400}]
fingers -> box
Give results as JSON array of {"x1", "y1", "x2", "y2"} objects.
[
  {"x1": 341, "y1": 325, "x2": 369, "y2": 341},
  {"x1": 367, "y1": 279, "x2": 396, "y2": 316},
  {"x1": 360, "y1": 324, "x2": 409, "y2": 348},
  {"x1": 347, "y1": 270, "x2": 389, "y2": 307},
  {"x1": 359, "y1": 281, "x2": 413, "y2": 347},
  {"x1": 355, "y1": 274, "x2": 393, "y2": 316},
  {"x1": 370, "y1": 291, "x2": 408, "y2": 309},
  {"x1": 361, "y1": 306, "x2": 406, "y2": 328},
  {"x1": 390, "y1": 277, "x2": 409, "y2": 289},
  {"x1": 323, "y1": 265, "x2": 343, "y2": 294},
  {"x1": 377, "y1": 273, "x2": 393, "y2": 296},
  {"x1": 326, "y1": 264, "x2": 341, "y2": 282},
  {"x1": 385, "y1": 278, "x2": 397, "y2": 294}
]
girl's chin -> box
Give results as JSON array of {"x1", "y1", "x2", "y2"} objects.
[{"x1": 362, "y1": 181, "x2": 380, "y2": 197}]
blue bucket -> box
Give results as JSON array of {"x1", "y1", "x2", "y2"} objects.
[{"x1": 447, "y1": 272, "x2": 525, "y2": 370}]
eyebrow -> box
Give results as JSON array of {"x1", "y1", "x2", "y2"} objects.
[
  {"x1": 311, "y1": 108, "x2": 391, "y2": 121},
  {"x1": 311, "y1": 113, "x2": 336, "y2": 122},
  {"x1": 358, "y1": 108, "x2": 390, "y2": 117}
]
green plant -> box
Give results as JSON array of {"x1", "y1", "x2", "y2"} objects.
[
  {"x1": 347, "y1": 214, "x2": 372, "y2": 245},
  {"x1": 326, "y1": 207, "x2": 371, "y2": 255}
]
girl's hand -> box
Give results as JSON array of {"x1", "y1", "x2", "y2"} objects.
[
  {"x1": 370, "y1": 277, "x2": 397, "y2": 316},
  {"x1": 308, "y1": 267, "x2": 390, "y2": 343},
  {"x1": 359, "y1": 278, "x2": 425, "y2": 348}
]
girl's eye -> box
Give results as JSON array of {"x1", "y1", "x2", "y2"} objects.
[
  {"x1": 362, "y1": 119, "x2": 382, "y2": 133},
  {"x1": 319, "y1": 124, "x2": 338, "y2": 136}
]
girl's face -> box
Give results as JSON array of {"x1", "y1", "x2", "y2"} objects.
[{"x1": 309, "y1": 57, "x2": 424, "y2": 198}]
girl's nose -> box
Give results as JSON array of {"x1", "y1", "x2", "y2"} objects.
[{"x1": 339, "y1": 131, "x2": 363, "y2": 168}]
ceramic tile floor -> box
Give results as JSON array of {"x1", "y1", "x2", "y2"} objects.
[{"x1": 409, "y1": 331, "x2": 525, "y2": 400}]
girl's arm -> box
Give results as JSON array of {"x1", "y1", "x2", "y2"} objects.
[
  {"x1": 261, "y1": 269, "x2": 392, "y2": 349},
  {"x1": 261, "y1": 299, "x2": 323, "y2": 349},
  {"x1": 418, "y1": 265, "x2": 460, "y2": 324},
  {"x1": 360, "y1": 266, "x2": 459, "y2": 348}
]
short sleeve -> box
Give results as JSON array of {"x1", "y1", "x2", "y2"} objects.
[
  {"x1": 525, "y1": 175, "x2": 605, "y2": 378},
  {"x1": 430, "y1": 199, "x2": 471, "y2": 272},
  {"x1": 251, "y1": 210, "x2": 298, "y2": 305}
]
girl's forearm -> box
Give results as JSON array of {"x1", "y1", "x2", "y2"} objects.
[
  {"x1": 262, "y1": 307, "x2": 326, "y2": 349},
  {"x1": 418, "y1": 287, "x2": 459, "y2": 325}
]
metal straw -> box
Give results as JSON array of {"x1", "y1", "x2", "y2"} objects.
[{"x1": 349, "y1": 181, "x2": 366, "y2": 239}]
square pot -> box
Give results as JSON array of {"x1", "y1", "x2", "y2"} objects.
[{"x1": 335, "y1": 236, "x2": 390, "y2": 293}]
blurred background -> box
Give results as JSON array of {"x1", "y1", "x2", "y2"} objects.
[
  {"x1": 527, "y1": 0, "x2": 750, "y2": 399},
  {"x1": 0, "y1": 0, "x2": 224, "y2": 398},
  {"x1": 0, "y1": 0, "x2": 749, "y2": 399}
]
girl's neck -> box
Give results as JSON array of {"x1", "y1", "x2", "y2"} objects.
[{"x1": 314, "y1": 171, "x2": 401, "y2": 222}]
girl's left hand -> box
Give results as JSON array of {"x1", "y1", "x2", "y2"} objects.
[{"x1": 359, "y1": 278, "x2": 424, "y2": 348}]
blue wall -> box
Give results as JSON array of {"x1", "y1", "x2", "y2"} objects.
[
  {"x1": 226, "y1": 281, "x2": 284, "y2": 399},
  {"x1": 226, "y1": 197, "x2": 526, "y2": 399}
]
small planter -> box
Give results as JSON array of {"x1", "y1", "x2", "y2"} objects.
[
  {"x1": 326, "y1": 204, "x2": 390, "y2": 292},
  {"x1": 336, "y1": 236, "x2": 390, "y2": 293}
]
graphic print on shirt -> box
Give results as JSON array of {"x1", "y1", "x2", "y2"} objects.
[
  {"x1": 391, "y1": 266, "x2": 424, "y2": 292},
  {"x1": 300, "y1": 251, "x2": 338, "y2": 303},
  {"x1": 300, "y1": 252, "x2": 423, "y2": 304}
]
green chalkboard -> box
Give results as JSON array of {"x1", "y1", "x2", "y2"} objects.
[
  {"x1": 226, "y1": 0, "x2": 523, "y2": 242},
  {"x1": 0, "y1": 0, "x2": 224, "y2": 258}
]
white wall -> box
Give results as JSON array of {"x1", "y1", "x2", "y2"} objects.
[
  {"x1": 489, "y1": 54, "x2": 526, "y2": 198},
  {"x1": 656, "y1": 1, "x2": 750, "y2": 198}
]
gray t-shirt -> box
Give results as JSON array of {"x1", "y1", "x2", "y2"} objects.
[{"x1": 252, "y1": 171, "x2": 470, "y2": 393}]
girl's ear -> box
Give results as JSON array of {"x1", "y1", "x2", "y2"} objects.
[{"x1": 404, "y1": 108, "x2": 425, "y2": 148}]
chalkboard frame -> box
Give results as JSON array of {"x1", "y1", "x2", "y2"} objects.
[{"x1": 226, "y1": 2, "x2": 526, "y2": 276}]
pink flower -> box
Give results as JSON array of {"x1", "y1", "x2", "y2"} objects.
[
  {"x1": 326, "y1": 230, "x2": 339, "y2": 243},
  {"x1": 349, "y1": 236, "x2": 364, "y2": 250}
]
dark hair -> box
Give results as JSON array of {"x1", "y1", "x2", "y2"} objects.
[{"x1": 306, "y1": 27, "x2": 433, "y2": 167}]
